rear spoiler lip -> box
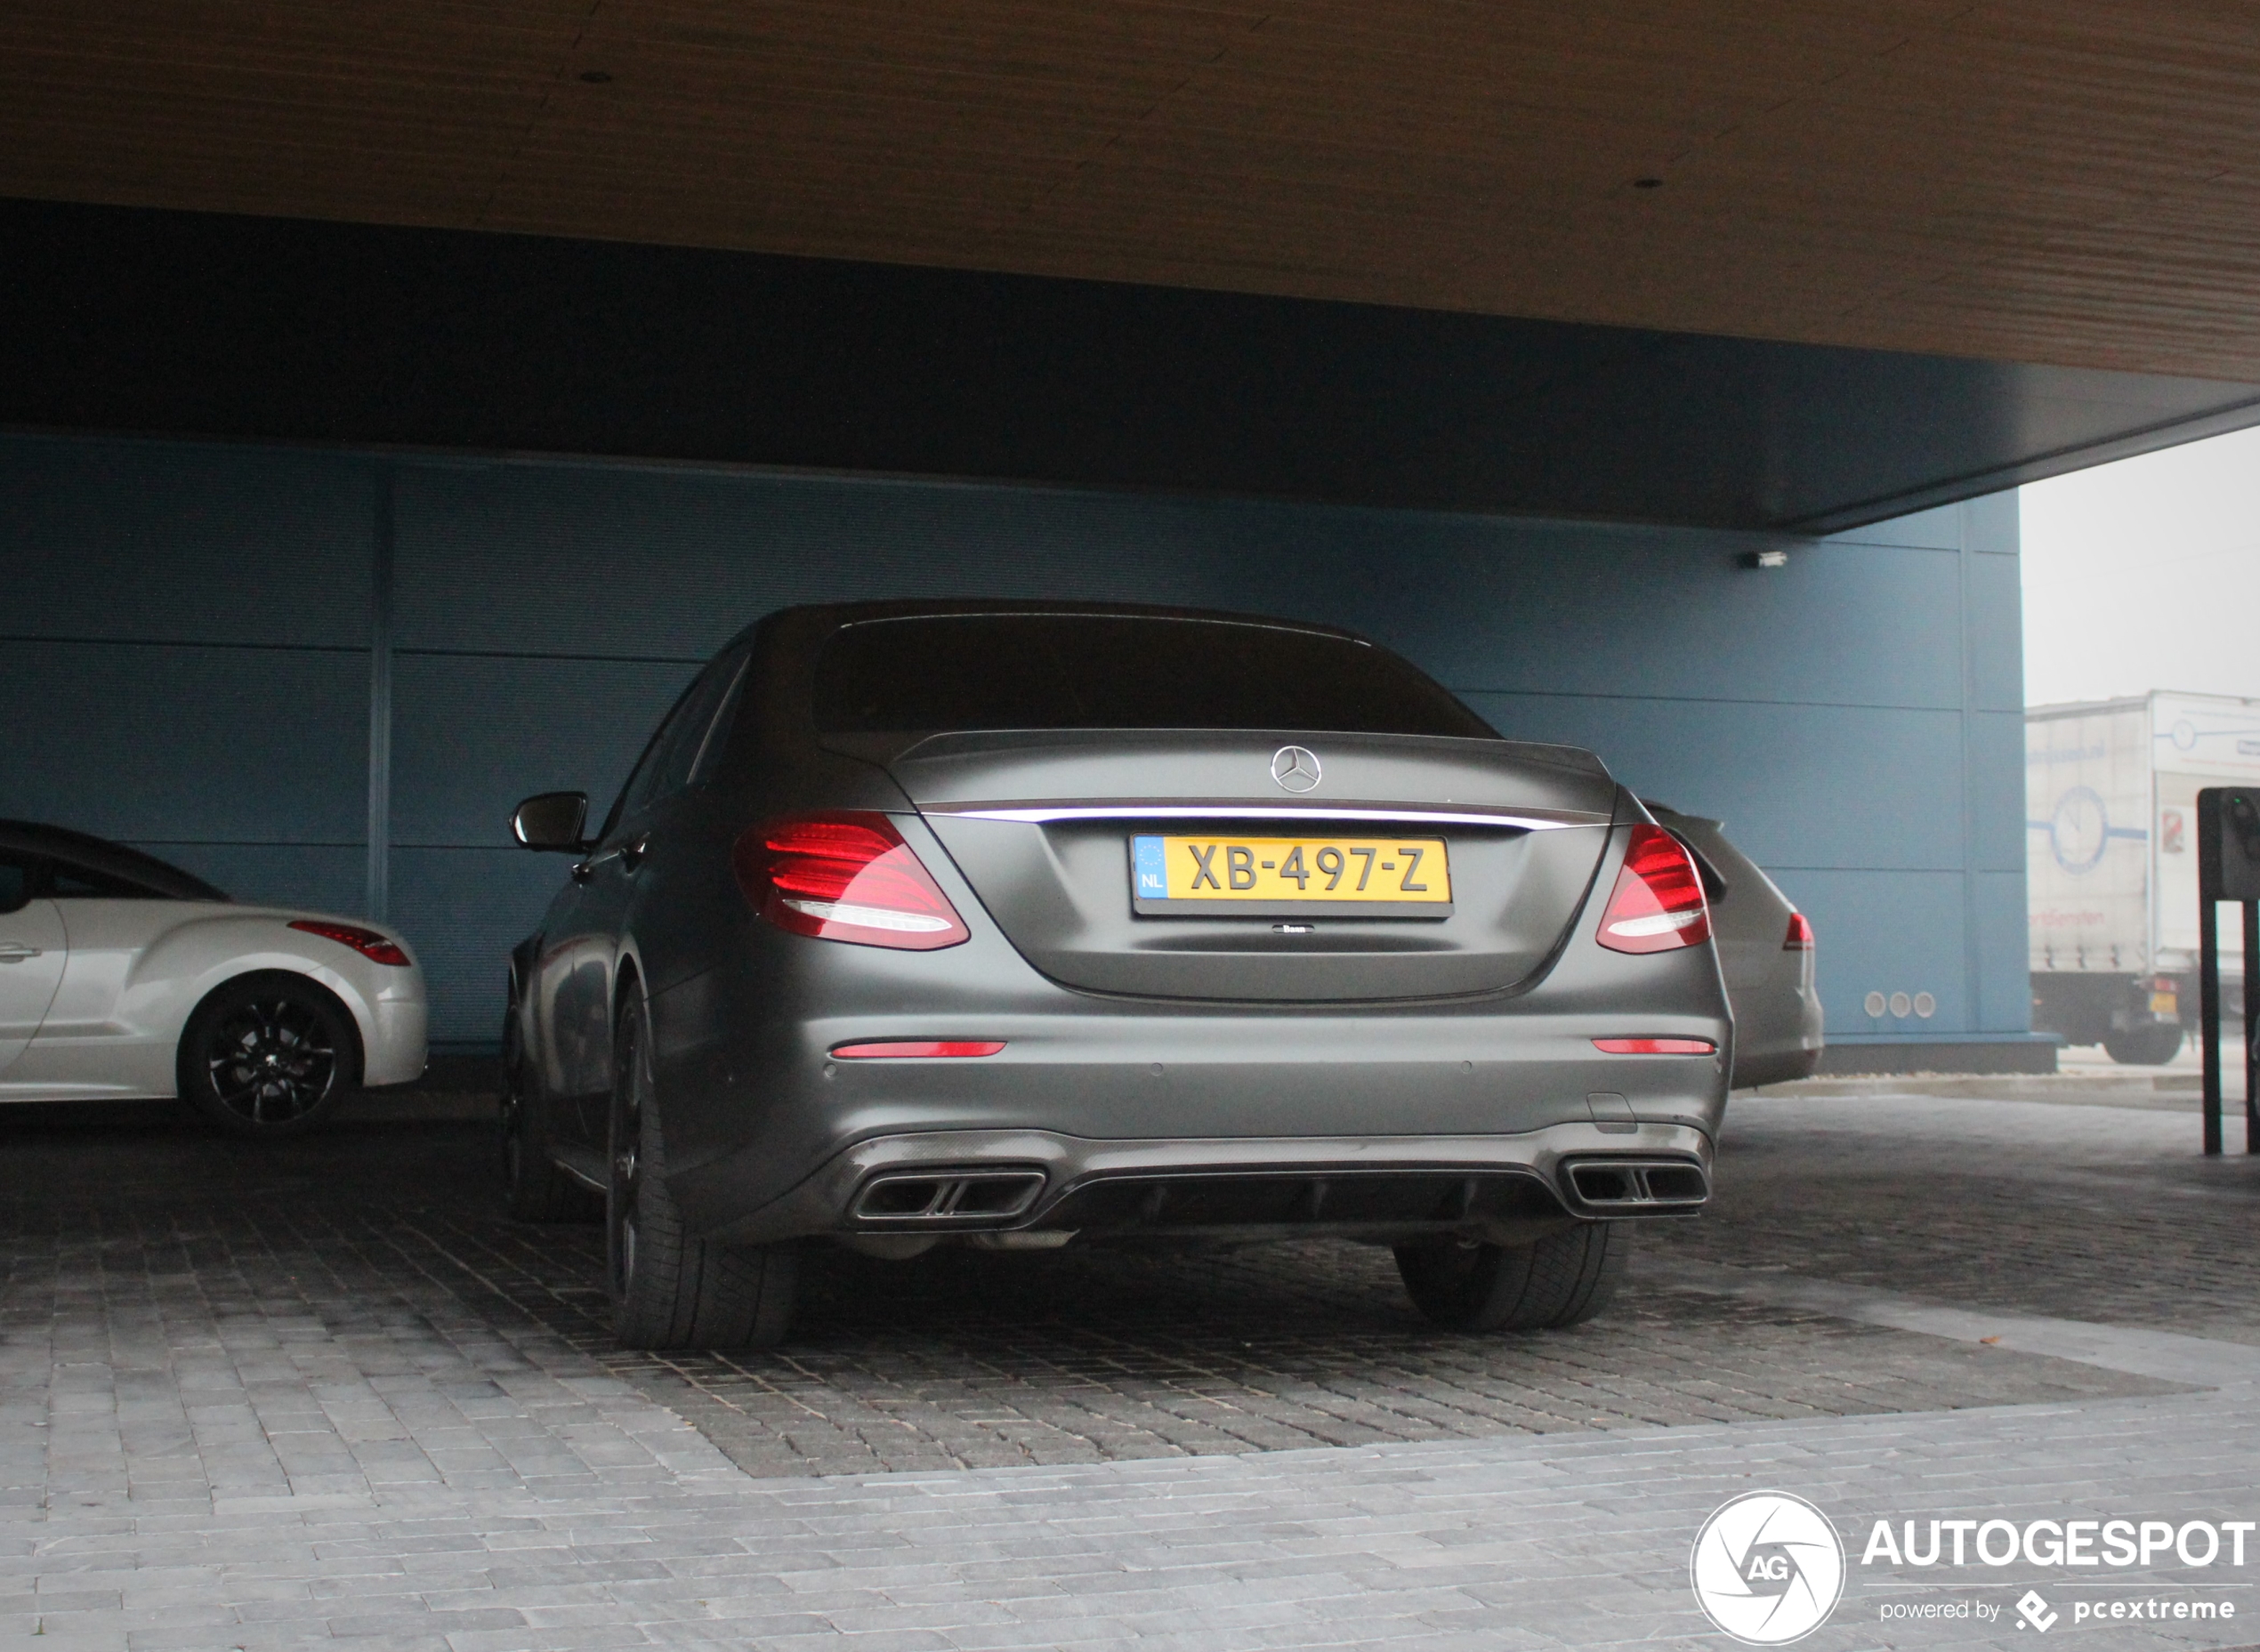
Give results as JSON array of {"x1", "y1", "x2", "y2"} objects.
[{"x1": 922, "y1": 800, "x2": 1610, "y2": 831}]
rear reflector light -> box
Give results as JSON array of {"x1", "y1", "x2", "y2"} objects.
[
  {"x1": 733, "y1": 813, "x2": 971, "y2": 950},
  {"x1": 287, "y1": 919, "x2": 412, "y2": 967},
  {"x1": 1784, "y1": 911, "x2": 1815, "y2": 951},
  {"x1": 1596, "y1": 824, "x2": 1711, "y2": 954},
  {"x1": 1594, "y1": 1037, "x2": 1718, "y2": 1055},
  {"x1": 832, "y1": 1041, "x2": 1005, "y2": 1060}
]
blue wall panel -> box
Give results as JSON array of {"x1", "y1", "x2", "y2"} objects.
[
  {"x1": 1968, "y1": 549, "x2": 2028, "y2": 714},
  {"x1": 1970, "y1": 711, "x2": 2031, "y2": 872},
  {"x1": 390, "y1": 847, "x2": 572, "y2": 1044},
  {"x1": 1333, "y1": 529, "x2": 1968, "y2": 711},
  {"x1": 1772, "y1": 869, "x2": 1972, "y2": 1035},
  {"x1": 139, "y1": 844, "x2": 367, "y2": 917},
  {"x1": 391, "y1": 654, "x2": 697, "y2": 847},
  {"x1": 2, "y1": 439, "x2": 373, "y2": 647},
  {"x1": 1458, "y1": 696, "x2": 1967, "y2": 873},
  {"x1": 1974, "y1": 869, "x2": 2032, "y2": 1034},
  {"x1": 0, "y1": 640, "x2": 366, "y2": 844},
  {"x1": 2, "y1": 432, "x2": 2029, "y2": 1056}
]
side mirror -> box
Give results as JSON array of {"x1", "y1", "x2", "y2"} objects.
[{"x1": 512, "y1": 792, "x2": 590, "y2": 852}]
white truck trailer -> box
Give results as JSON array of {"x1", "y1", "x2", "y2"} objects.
[{"x1": 2028, "y1": 690, "x2": 2260, "y2": 1062}]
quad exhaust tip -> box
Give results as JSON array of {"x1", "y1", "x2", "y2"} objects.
[
  {"x1": 1564, "y1": 1159, "x2": 1709, "y2": 1210},
  {"x1": 852, "y1": 1170, "x2": 1046, "y2": 1224}
]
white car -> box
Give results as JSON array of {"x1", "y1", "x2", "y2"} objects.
[{"x1": 0, "y1": 822, "x2": 426, "y2": 1133}]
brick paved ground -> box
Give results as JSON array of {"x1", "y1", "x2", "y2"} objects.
[
  {"x1": 1673, "y1": 1089, "x2": 2260, "y2": 1343},
  {"x1": 3, "y1": 1086, "x2": 2258, "y2": 1648},
  {"x1": 0, "y1": 1097, "x2": 2181, "y2": 1484}
]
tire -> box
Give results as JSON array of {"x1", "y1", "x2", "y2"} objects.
[
  {"x1": 607, "y1": 989, "x2": 797, "y2": 1350},
  {"x1": 1394, "y1": 1222, "x2": 1631, "y2": 1332},
  {"x1": 2103, "y1": 1024, "x2": 2184, "y2": 1066},
  {"x1": 177, "y1": 971, "x2": 360, "y2": 1138},
  {"x1": 499, "y1": 975, "x2": 595, "y2": 1221}
]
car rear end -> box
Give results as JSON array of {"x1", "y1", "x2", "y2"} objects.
[{"x1": 661, "y1": 607, "x2": 1731, "y2": 1270}]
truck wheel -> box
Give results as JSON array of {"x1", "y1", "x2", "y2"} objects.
[
  {"x1": 2103, "y1": 1024, "x2": 2184, "y2": 1065},
  {"x1": 607, "y1": 990, "x2": 798, "y2": 1350},
  {"x1": 1394, "y1": 1222, "x2": 1630, "y2": 1332}
]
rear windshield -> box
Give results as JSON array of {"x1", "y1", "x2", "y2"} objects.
[{"x1": 813, "y1": 615, "x2": 1496, "y2": 738}]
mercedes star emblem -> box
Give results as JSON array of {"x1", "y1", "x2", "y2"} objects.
[{"x1": 1271, "y1": 745, "x2": 1322, "y2": 794}]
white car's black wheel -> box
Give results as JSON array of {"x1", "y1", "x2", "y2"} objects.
[
  {"x1": 499, "y1": 977, "x2": 593, "y2": 1221},
  {"x1": 1394, "y1": 1221, "x2": 1630, "y2": 1332},
  {"x1": 607, "y1": 991, "x2": 797, "y2": 1350},
  {"x1": 178, "y1": 972, "x2": 359, "y2": 1137}
]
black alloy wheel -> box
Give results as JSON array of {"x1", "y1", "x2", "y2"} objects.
[
  {"x1": 606, "y1": 990, "x2": 797, "y2": 1350},
  {"x1": 178, "y1": 973, "x2": 357, "y2": 1137},
  {"x1": 1393, "y1": 1221, "x2": 1631, "y2": 1332}
]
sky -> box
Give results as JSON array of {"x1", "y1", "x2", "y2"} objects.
[{"x1": 2019, "y1": 423, "x2": 2260, "y2": 708}]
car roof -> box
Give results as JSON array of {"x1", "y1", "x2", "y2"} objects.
[{"x1": 0, "y1": 820, "x2": 230, "y2": 901}]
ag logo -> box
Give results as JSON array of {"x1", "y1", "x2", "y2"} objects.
[{"x1": 1690, "y1": 1491, "x2": 1845, "y2": 1644}]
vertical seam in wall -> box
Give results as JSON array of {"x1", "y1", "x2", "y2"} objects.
[
  {"x1": 1959, "y1": 504, "x2": 1982, "y2": 1030},
  {"x1": 367, "y1": 465, "x2": 395, "y2": 922}
]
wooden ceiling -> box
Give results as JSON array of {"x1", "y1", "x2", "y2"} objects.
[{"x1": 5, "y1": 1, "x2": 2260, "y2": 381}]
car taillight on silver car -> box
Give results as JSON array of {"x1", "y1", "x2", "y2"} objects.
[
  {"x1": 1594, "y1": 824, "x2": 1711, "y2": 954},
  {"x1": 732, "y1": 812, "x2": 970, "y2": 950}
]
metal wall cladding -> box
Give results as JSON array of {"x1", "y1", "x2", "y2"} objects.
[
  {"x1": 2, "y1": 437, "x2": 375, "y2": 647},
  {"x1": 1, "y1": 433, "x2": 2029, "y2": 1047},
  {"x1": 138, "y1": 844, "x2": 367, "y2": 917},
  {"x1": 390, "y1": 653, "x2": 697, "y2": 849},
  {"x1": 388, "y1": 847, "x2": 571, "y2": 1046},
  {"x1": 0, "y1": 640, "x2": 367, "y2": 845}
]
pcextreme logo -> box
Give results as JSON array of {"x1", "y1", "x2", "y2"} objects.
[{"x1": 1690, "y1": 1492, "x2": 1848, "y2": 1645}]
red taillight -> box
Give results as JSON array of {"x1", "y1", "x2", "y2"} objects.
[
  {"x1": 831, "y1": 1041, "x2": 1005, "y2": 1060},
  {"x1": 1593, "y1": 1037, "x2": 1718, "y2": 1055},
  {"x1": 1784, "y1": 911, "x2": 1815, "y2": 951},
  {"x1": 733, "y1": 813, "x2": 970, "y2": 950},
  {"x1": 287, "y1": 919, "x2": 412, "y2": 967},
  {"x1": 1595, "y1": 824, "x2": 1711, "y2": 954}
]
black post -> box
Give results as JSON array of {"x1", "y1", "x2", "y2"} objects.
[
  {"x1": 2245, "y1": 899, "x2": 2259, "y2": 1153},
  {"x1": 2201, "y1": 894, "x2": 2223, "y2": 1156}
]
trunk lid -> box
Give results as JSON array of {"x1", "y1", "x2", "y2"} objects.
[{"x1": 882, "y1": 729, "x2": 1619, "y2": 1001}]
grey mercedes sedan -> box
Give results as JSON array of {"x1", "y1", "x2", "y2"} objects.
[{"x1": 504, "y1": 602, "x2": 1730, "y2": 1350}]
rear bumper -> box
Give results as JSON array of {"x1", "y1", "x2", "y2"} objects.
[
  {"x1": 695, "y1": 1118, "x2": 1713, "y2": 1245},
  {"x1": 363, "y1": 993, "x2": 429, "y2": 1088}
]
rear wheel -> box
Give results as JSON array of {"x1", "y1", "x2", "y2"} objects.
[
  {"x1": 500, "y1": 976, "x2": 593, "y2": 1221},
  {"x1": 1394, "y1": 1222, "x2": 1630, "y2": 1332},
  {"x1": 607, "y1": 990, "x2": 797, "y2": 1350},
  {"x1": 2103, "y1": 1024, "x2": 2184, "y2": 1066},
  {"x1": 178, "y1": 972, "x2": 359, "y2": 1138}
]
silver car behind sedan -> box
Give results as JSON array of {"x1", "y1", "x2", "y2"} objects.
[{"x1": 1646, "y1": 803, "x2": 1824, "y2": 1088}]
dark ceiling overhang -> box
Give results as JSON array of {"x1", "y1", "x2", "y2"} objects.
[
  {"x1": 10, "y1": 2, "x2": 2260, "y2": 383},
  {"x1": 7, "y1": 197, "x2": 2259, "y2": 535}
]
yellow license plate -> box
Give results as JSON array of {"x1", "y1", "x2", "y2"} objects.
[
  {"x1": 2151, "y1": 991, "x2": 2179, "y2": 1015},
  {"x1": 1131, "y1": 834, "x2": 1451, "y2": 916}
]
